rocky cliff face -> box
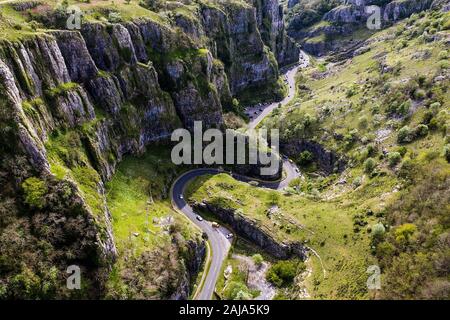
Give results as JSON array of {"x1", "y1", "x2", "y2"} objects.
[
  {"x1": 194, "y1": 202, "x2": 307, "y2": 259},
  {"x1": 287, "y1": 0, "x2": 438, "y2": 56},
  {"x1": 0, "y1": 0, "x2": 296, "y2": 299},
  {"x1": 252, "y1": 0, "x2": 300, "y2": 66},
  {"x1": 281, "y1": 140, "x2": 347, "y2": 174},
  {"x1": 323, "y1": 0, "x2": 434, "y2": 24}
]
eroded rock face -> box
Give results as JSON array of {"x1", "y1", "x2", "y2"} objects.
[
  {"x1": 252, "y1": 0, "x2": 300, "y2": 66},
  {"x1": 194, "y1": 202, "x2": 307, "y2": 259},
  {"x1": 288, "y1": 0, "x2": 436, "y2": 56},
  {"x1": 200, "y1": 2, "x2": 280, "y2": 96},
  {"x1": 281, "y1": 140, "x2": 347, "y2": 174},
  {"x1": 0, "y1": 0, "x2": 296, "y2": 299}
]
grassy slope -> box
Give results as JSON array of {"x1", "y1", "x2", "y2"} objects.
[{"x1": 104, "y1": 146, "x2": 203, "y2": 299}]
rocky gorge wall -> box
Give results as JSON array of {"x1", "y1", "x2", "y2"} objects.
[
  {"x1": 0, "y1": 0, "x2": 297, "y2": 299},
  {"x1": 193, "y1": 202, "x2": 307, "y2": 260},
  {"x1": 287, "y1": 0, "x2": 442, "y2": 56}
]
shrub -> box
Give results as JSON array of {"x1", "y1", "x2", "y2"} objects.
[
  {"x1": 394, "y1": 223, "x2": 417, "y2": 244},
  {"x1": 397, "y1": 146, "x2": 408, "y2": 157},
  {"x1": 298, "y1": 150, "x2": 313, "y2": 166},
  {"x1": 22, "y1": 177, "x2": 47, "y2": 209},
  {"x1": 266, "y1": 260, "x2": 304, "y2": 287},
  {"x1": 252, "y1": 254, "x2": 264, "y2": 267},
  {"x1": 438, "y1": 50, "x2": 448, "y2": 60},
  {"x1": 413, "y1": 89, "x2": 427, "y2": 100},
  {"x1": 108, "y1": 12, "x2": 122, "y2": 23},
  {"x1": 397, "y1": 126, "x2": 413, "y2": 144},
  {"x1": 414, "y1": 124, "x2": 429, "y2": 138},
  {"x1": 371, "y1": 223, "x2": 386, "y2": 246},
  {"x1": 223, "y1": 281, "x2": 252, "y2": 300},
  {"x1": 352, "y1": 176, "x2": 363, "y2": 188},
  {"x1": 421, "y1": 110, "x2": 434, "y2": 125},
  {"x1": 399, "y1": 158, "x2": 415, "y2": 179},
  {"x1": 364, "y1": 158, "x2": 376, "y2": 174},
  {"x1": 388, "y1": 152, "x2": 402, "y2": 167}
]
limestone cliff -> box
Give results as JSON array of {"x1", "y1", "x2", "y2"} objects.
[
  {"x1": 0, "y1": 0, "x2": 297, "y2": 299},
  {"x1": 287, "y1": 0, "x2": 439, "y2": 56}
]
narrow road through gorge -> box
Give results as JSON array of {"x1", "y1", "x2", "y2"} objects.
[{"x1": 171, "y1": 52, "x2": 310, "y2": 300}]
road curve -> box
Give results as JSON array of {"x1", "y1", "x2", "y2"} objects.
[{"x1": 171, "y1": 52, "x2": 309, "y2": 300}]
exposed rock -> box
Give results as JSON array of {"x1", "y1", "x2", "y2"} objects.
[
  {"x1": 252, "y1": 0, "x2": 300, "y2": 66},
  {"x1": 52, "y1": 30, "x2": 98, "y2": 83},
  {"x1": 281, "y1": 140, "x2": 346, "y2": 174},
  {"x1": 194, "y1": 202, "x2": 307, "y2": 259},
  {"x1": 383, "y1": 0, "x2": 434, "y2": 22}
]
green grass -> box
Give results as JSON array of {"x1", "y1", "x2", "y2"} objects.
[{"x1": 106, "y1": 146, "x2": 196, "y2": 255}]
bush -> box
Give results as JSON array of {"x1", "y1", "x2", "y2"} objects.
[
  {"x1": 266, "y1": 260, "x2": 304, "y2": 287},
  {"x1": 298, "y1": 150, "x2": 313, "y2": 166},
  {"x1": 371, "y1": 223, "x2": 386, "y2": 246},
  {"x1": 364, "y1": 158, "x2": 377, "y2": 174},
  {"x1": 397, "y1": 126, "x2": 413, "y2": 144},
  {"x1": 223, "y1": 281, "x2": 252, "y2": 300},
  {"x1": 438, "y1": 50, "x2": 448, "y2": 60},
  {"x1": 388, "y1": 152, "x2": 402, "y2": 167},
  {"x1": 414, "y1": 124, "x2": 429, "y2": 137},
  {"x1": 394, "y1": 223, "x2": 417, "y2": 244},
  {"x1": 22, "y1": 177, "x2": 47, "y2": 209},
  {"x1": 397, "y1": 146, "x2": 408, "y2": 157},
  {"x1": 252, "y1": 254, "x2": 264, "y2": 267},
  {"x1": 413, "y1": 89, "x2": 427, "y2": 100}
]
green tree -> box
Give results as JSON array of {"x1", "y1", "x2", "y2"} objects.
[{"x1": 266, "y1": 260, "x2": 304, "y2": 287}]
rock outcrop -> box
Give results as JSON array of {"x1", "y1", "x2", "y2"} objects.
[
  {"x1": 194, "y1": 202, "x2": 307, "y2": 259},
  {"x1": 287, "y1": 0, "x2": 436, "y2": 56},
  {"x1": 252, "y1": 0, "x2": 300, "y2": 66},
  {"x1": 281, "y1": 140, "x2": 347, "y2": 174}
]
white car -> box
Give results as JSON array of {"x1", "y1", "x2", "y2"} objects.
[
  {"x1": 226, "y1": 233, "x2": 234, "y2": 239},
  {"x1": 179, "y1": 195, "x2": 184, "y2": 200},
  {"x1": 196, "y1": 215, "x2": 203, "y2": 221}
]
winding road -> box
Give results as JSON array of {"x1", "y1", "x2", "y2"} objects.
[{"x1": 171, "y1": 52, "x2": 309, "y2": 300}]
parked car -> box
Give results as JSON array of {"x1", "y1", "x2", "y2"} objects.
[
  {"x1": 226, "y1": 233, "x2": 234, "y2": 239},
  {"x1": 196, "y1": 215, "x2": 203, "y2": 221},
  {"x1": 212, "y1": 222, "x2": 220, "y2": 228}
]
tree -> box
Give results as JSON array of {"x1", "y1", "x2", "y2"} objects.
[{"x1": 266, "y1": 260, "x2": 304, "y2": 287}]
